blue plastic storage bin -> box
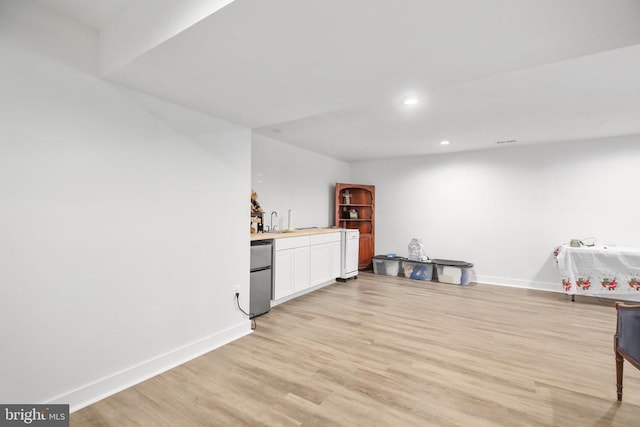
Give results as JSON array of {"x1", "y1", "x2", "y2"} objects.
[{"x1": 402, "y1": 260, "x2": 433, "y2": 281}]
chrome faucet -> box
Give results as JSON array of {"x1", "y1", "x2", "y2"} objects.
[{"x1": 270, "y1": 211, "x2": 278, "y2": 232}]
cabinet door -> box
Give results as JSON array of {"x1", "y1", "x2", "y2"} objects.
[
  {"x1": 293, "y1": 246, "x2": 309, "y2": 293},
  {"x1": 274, "y1": 249, "x2": 294, "y2": 300},
  {"x1": 359, "y1": 233, "x2": 374, "y2": 270},
  {"x1": 309, "y1": 243, "x2": 332, "y2": 286},
  {"x1": 331, "y1": 240, "x2": 341, "y2": 279}
]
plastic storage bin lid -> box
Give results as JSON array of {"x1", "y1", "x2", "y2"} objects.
[
  {"x1": 430, "y1": 258, "x2": 474, "y2": 268},
  {"x1": 403, "y1": 259, "x2": 433, "y2": 265},
  {"x1": 373, "y1": 255, "x2": 405, "y2": 261}
]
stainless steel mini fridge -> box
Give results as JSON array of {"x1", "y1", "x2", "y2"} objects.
[{"x1": 250, "y1": 239, "x2": 273, "y2": 318}]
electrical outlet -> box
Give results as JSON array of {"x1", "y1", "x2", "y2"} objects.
[{"x1": 233, "y1": 286, "x2": 240, "y2": 295}]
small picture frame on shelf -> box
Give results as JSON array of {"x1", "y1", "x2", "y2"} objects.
[{"x1": 348, "y1": 209, "x2": 358, "y2": 219}]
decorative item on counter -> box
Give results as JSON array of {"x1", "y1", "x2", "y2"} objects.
[
  {"x1": 250, "y1": 212, "x2": 263, "y2": 233},
  {"x1": 251, "y1": 189, "x2": 264, "y2": 214},
  {"x1": 285, "y1": 209, "x2": 295, "y2": 232},
  {"x1": 250, "y1": 189, "x2": 264, "y2": 234}
]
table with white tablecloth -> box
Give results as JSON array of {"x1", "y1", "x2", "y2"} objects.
[{"x1": 555, "y1": 244, "x2": 640, "y2": 296}]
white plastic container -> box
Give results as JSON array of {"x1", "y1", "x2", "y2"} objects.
[
  {"x1": 372, "y1": 255, "x2": 403, "y2": 276},
  {"x1": 436, "y1": 265, "x2": 472, "y2": 285}
]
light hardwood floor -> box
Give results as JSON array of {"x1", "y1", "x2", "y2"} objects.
[{"x1": 72, "y1": 273, "x2": 640, "y2": 426}]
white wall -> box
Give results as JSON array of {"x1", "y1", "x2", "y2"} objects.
[
  {"x1": 350, "y1": 135, "x2": 640, "y2": 290},
  {"x1": 251, "y1": 134, "x2": 350, "y2": 230},
  {"x1": 0, "y1": 2, "x2": 251, "y2": 410}
]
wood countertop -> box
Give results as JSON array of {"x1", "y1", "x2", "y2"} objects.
[{"x1": 250, "y1": 228, "x2": 343, "y2": 241}]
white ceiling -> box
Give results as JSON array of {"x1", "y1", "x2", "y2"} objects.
[
  {"x1": 32, "y1": 0, "x2": 130, "y2": 29},
  {"x1": 37, "y1": 0, "x2": 640, "y2": 162}
]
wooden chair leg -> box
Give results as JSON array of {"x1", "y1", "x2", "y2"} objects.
[{"x1": 616, "y1": 351, "x2": 624, "y2": 401}]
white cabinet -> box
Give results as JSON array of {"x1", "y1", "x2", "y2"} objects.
[
  {"x1": 274, "y1": 236, "x2": 309, "y2": 300},
  {"x1": 273, "y1": 232, "x2": 341, "y2": 302},
  {"x1": 309, "y1": 232, "x2": 342, "y2": 287},
  {"x1": 293, "y1": 246, "x2": 309, "y2": 292},
  {"x1": 331, "y1": 240, "x2": 341, "y2": 279},
  {"x1": 273, "y1": 249, "x2": 294, "y2": 300},
  {"x1": 309, "y1": 242, "x2": 332, "y2": 286}
]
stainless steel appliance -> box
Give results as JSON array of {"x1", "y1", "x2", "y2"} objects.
[
  {"x1": 340, "y1": 229, "x2": 359, "y2": 279},
  {"x1": 250, "y1": 240, "x2": 273, "y2": 318}
]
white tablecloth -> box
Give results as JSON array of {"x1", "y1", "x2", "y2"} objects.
[{"x1": 556, "y1": 244, "x2": 640, "y2": 295}]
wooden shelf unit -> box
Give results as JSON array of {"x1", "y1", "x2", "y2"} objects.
[{"x1": 335, "y1": 183, "x2": 375, "y2": 270}]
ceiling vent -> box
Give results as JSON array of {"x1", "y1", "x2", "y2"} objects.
[{"x1": 496, "y1": 139, "x2": 517, "y2": 145}]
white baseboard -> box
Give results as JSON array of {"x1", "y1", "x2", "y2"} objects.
[
  {"x1": 272, "y1": 279, "x2": 337, "y2": 307},
  {"x1": 475, "y1": 275, "x2": 563, "y2": 293},
  {"x1": 49, "y1": 321, "x2": 252, "y2": 413},
  {"x1": 476, "y1": 275, "x2": 640, "y2": 302}
]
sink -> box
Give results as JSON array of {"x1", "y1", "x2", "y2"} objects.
[{"x1": 266, "y1": 227, "x2": 322, "y2": 234}]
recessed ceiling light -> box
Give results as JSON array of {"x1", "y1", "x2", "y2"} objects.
[
  {"x1": 403, "y1": 97, "x2": 418, "y2": 106},
  {"x1": 440, "y1": 140, "x2": 450, "y2": 145}
]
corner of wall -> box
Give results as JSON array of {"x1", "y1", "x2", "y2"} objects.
[{"x1": 52, "y1": 322, "x2": 251, "y2": 412}]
